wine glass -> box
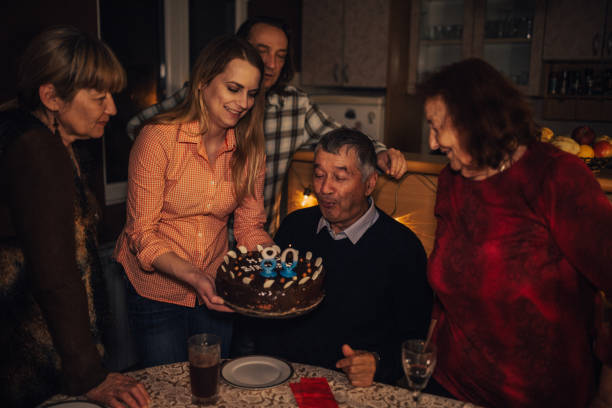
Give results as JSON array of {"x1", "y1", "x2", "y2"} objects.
[{"x1": 401, "y1": 339, "x2": 437, "y2": 406}]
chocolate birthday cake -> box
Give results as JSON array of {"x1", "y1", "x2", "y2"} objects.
[{"x1": 215, "y1": 245, "x2": 325, "y2": 317}]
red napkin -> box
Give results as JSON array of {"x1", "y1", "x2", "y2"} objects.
[{"x1": 290, "y1": 377, "x2": 339, "y2": 408}]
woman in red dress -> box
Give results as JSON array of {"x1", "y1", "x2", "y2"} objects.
[{"x1": 418, "y1": 58, "x2": 612, "y2": 408}]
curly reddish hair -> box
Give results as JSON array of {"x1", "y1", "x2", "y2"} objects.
[{"x1": 416, "y1": 58, "x2": 539, "y2": 169}]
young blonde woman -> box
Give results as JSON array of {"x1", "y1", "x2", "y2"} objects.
[
  {"x1": 0, "y1": 26, "x2": 149, "y2": 407},
  {"x1": 114, "y1": 35, "x2": 272, "y2": 367}
]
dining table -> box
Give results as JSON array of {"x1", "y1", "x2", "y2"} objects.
[{"x1": 42, "y1": 360, "x2": 479, "y2": 408}]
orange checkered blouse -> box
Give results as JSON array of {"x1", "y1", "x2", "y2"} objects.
[{"x1": 114, "y1": 122, "x2": 271, "y2": 307}]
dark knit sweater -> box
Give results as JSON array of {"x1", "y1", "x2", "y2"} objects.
[
  {"x1": 250, "y1": 205, "x2": 432, "y2": 384},
  {"x1": 0, "y1": 109, "x2": 107, "y2": 407}
]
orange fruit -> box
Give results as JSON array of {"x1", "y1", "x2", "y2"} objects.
[
  {"x1": 578, "y1": 144, "x2": 595, "y2": 158},
  {"x1": 540, "y1": 127, "x2": 554, "y2": 142}
]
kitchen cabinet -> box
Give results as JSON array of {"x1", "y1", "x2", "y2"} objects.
[
  {"x1": 543, "y1": 0, "x2": 612, "y2": 61},
  {"x1": 540, "y1": 60, "x2": 612, "y2": 121},
  {"x1": 301, "y1": 0, "x2": 390, "y2": 87},
  {"x1": 542, "y1": 97, "x2": 612, "y2": 122},
  {"x1": 407, "y1": 0, "x2": 545, "y2": 95},
  {"x1": 540, "y1": 0, "x2": 612, "y2": 121},
  {"x1": 407, "y1": 0, "x2": 473, "y2": 92}
]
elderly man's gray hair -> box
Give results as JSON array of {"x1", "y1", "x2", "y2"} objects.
[{"x1": 315, "y1": 128, "x2": 377, "y2": 180}]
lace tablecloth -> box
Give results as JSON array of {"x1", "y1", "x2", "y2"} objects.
[{"x1": 43, "y1": 361, "x2": 478, "y2": 408}]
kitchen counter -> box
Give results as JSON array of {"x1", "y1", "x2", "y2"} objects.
[
  {"x1": 292, "y1": 151, "x2": 612, "y2": 193},
  {"x1": 404, "y1": 153, "x2": 612, "y2": 193}
]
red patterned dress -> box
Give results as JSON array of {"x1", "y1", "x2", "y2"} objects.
[{"x1": 428, "y1": 141, "x2": 612, "y2": 407}]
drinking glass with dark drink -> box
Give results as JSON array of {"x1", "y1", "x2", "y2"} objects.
[
  {"x1": 188, "y1": 333, "x2": 221, "y2": 405},
  {"x1": 401, "y1": 339, "x2": 436, "y2": 407}
]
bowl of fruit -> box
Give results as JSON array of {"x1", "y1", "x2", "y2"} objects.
[{"x1": 542, "y1": 125, "x2": 612, "y2": 172}]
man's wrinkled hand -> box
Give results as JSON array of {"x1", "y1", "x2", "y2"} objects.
[
  {"x1": 335, "y1": 344, "x2": 376, "y2": 387},
  {"x1": 85, "y1": 372, "x2": 150, "y2": 408}
]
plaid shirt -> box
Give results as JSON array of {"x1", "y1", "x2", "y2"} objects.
[
  {"x1": 114, "y1": 124, "x2": 270, "y2": 307},
  {"x1": 126, "y1": 85, "x2": 387, "y2": 231}
]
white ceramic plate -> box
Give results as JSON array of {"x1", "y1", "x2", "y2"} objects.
[
  {"x1": 221, "y1": 355, "x2": 293, "y2": 389},
  {"x1": 42, "y1": 401, "x2": 105, "y2": 408}
]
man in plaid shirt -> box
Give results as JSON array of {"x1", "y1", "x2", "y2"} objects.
[{"x1": 126, "y1": 16, "x2": 408, "y2": 233}]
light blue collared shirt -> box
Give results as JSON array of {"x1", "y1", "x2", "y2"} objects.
[{"x1": 316, "y1": 197, "x2": 379, "y2": 244}]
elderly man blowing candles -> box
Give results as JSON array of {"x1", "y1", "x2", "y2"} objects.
[{"x1": 233, "y1": 128, "x2": 433, "y2": 387}]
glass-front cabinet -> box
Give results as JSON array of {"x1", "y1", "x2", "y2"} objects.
[
  {"x1": 475, "y1": 0, "x2": 544, "y2": 95},
  {"x1": 408, "y1": 0, "x2": 472, "y2": 92},
  {"x1": 407, "y1": 0, "x2": 545, "y2": 95},
  {"x1": 417, "y1": 0, "x2": 469, "y2": 82}
]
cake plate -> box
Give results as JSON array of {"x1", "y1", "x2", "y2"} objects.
[{"x1": 224, "y1": 294, "x2": 325, "y2": 319}]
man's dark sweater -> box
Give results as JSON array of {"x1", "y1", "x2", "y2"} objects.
[{"x1": 246, "y1": 205, "x2": 432, "y2": 384}]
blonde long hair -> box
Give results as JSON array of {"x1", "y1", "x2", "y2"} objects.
[
  {"x1": 17, "y1": 25, "x2": 126, "y2": 110},
  {"x1": 153, "y1": 35, "x2": 266, "y2": 203}
]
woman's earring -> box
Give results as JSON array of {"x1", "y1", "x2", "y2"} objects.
[{"x1": 52, "y1": 114, "x2": 60, "y2": 137}]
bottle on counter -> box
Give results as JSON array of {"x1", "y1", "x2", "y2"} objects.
[
  {"x1": 585, "y1": 69, "x2": 594, "y2": 96},
  {"x1": 604, "y1": 68, "x2": 612, "y2": 96},
  {"x1": 559, "y1": 70, "x2": 568, "y2": 95},
  {"x1": 548, "y1": 71, "x2": 558, "y2": 96}
]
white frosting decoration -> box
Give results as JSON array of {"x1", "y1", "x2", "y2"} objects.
[
  {"x1": 257, "y1": 244, "x2": 264, "y2": 252},
  {"x1": 314, "y1": 257, "x2": 322, "y2": 267},
  {"x1": 242, "y1": 277, "x2": 252, "y2": 284},
  {"x1": 263, "y1": 279, "x2": 275, "y2": 288},
  {"x1": 299, "y1": 276, "x2": 311, "y2": 285},
  {"x1": 229, "y1": 271, "x2": 235, "y2": 279},
  {"x1": 261, "y1": 246, "x2": 279, "y2": 260},
  {"x1": 306, "y1": 251, "x2": 312, "y2": 260},
  {"x1": 228, "y1": 250, "x2": 237, "y2": 258},
  {"x1": 313, "y1": 265, "x2": 323, "y2": 280},
  {"x1": 240, "y1": 264, "x2": 260, "y2": 273},
  {"x1": 280, "y1": 248, "x2": 299, "y2": 265},
  {"x1": 221, "y1": 265, "x2": 226, "y2": 272},
  {"x1": 273, "y1": 245, "x2": 281, "y2": 254},
  {"x1": 283, "y1": 280, "x2": 294, "y2": 289},
  {"x1": 224, "y1": 256, "x2": 229, "y2": 264},
  {"x1": 238, "y1": 246, "x2": 247, "y2": 254}
]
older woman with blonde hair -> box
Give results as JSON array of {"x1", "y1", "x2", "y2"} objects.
[
  {"x1": 0, "y1": 26, "x2": 149, "y2": 407},
  {"x1": 114, "y1": 35, "x2": 272, "y2": 368}
]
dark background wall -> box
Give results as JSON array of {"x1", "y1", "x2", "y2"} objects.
[
  {"x1": 0, "y1": 0, "x2": 106, "y2": 230},
  {"x1": 1, "y1": 0, "x2": 98, "y2": 104}
]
